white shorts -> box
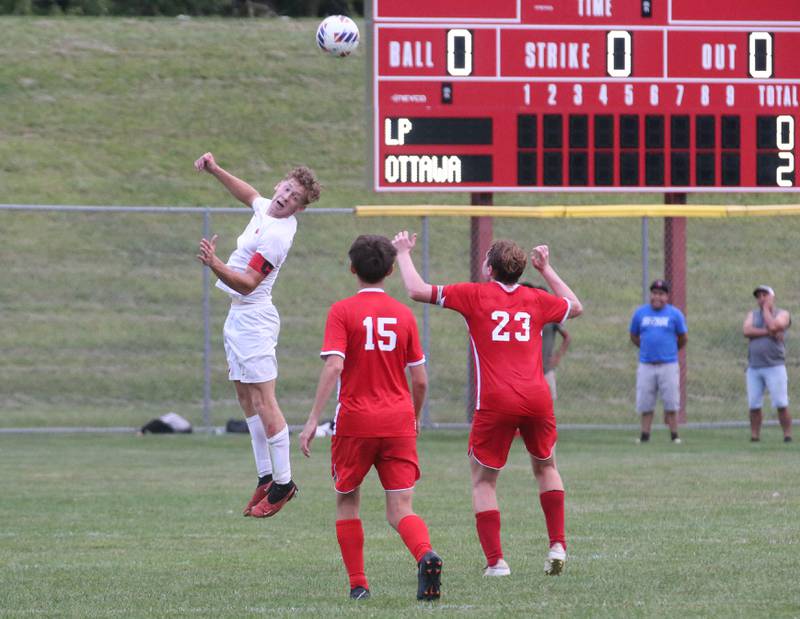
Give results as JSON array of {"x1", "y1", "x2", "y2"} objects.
[{"x1": 222, "y1": 303, "x2": 280, "y2": 383}]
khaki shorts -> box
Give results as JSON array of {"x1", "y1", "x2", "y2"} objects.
[
  {"x1": 636, "y1": 362, "x2": 680, "y2": 413},
  {"x1": 222, "y1": 303, "x2": 280, "y2": 383}
]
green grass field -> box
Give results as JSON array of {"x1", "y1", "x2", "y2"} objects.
[
  {"x1": 2, "y1": 429, "x2": 799, "y2": 617},
  {"x1": 1, "y1": 16, "x2": 799, "y2": 429}
]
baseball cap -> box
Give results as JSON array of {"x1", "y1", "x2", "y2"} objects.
[
  {"x1": 650, "y1": 279, "x2": 670, "y2": 293},
  {"x1": 753, "y1": 285, "x2": 775, "y2": 297}
]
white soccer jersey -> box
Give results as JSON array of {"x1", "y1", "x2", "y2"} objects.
[{"x1": 215, "y1": 196, "x2": 297, "y2": 305}]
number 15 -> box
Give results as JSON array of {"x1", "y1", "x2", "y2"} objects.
[{"x1": 363, "y1": 316, "x2": 397, "y2": 351}]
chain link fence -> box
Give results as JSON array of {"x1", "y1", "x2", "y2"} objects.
[{"x1": 1, "y1": 204, "x2": 798, "y2": 430}]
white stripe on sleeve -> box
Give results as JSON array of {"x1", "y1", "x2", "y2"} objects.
[{"x1": 558, "y1": 298, "x2": 571, "y2": 325}]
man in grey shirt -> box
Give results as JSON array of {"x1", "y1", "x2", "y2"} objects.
[
  {"x1": 743, "y1": 285, "x2": 792, "y2": 442},
  {"x1": 541, "y1": 322, "x2": 571, "y2": 400},
  {"x1": 521, "y1": 283, "x2": 571, "y2": 400}
]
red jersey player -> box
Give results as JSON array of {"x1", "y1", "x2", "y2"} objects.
[
  {"x1": 298, "y1": 235, "x2": 442, "y2": 602},
  {"x1": 392, "y1": 232, "x2": 582, "y2": 577}
]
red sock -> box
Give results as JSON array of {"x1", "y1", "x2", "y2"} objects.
[
  {"x1": 539, "y1": 490, "x2": 566, "y2": 549},
  {"x1": 475, "y1": 509, "x2": 503, "y2": 564},
  {"x1": 397, "y1": 514, "x2": 433, "y2": 563},
  {"x1": 336, "y1": 519, "x2": 368, "y2": 589}
]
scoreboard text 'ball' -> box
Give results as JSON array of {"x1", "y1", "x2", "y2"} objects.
[{"x1": 317, "y1": 15, "x2": 360, "y2": 57}]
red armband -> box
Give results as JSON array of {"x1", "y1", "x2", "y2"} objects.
[
  {"x1": 429, "y1": 286, "x2": 439, "y2": 304},
  {"x1": 248, "y1": 252, "x2": 275, "y2": 276}
]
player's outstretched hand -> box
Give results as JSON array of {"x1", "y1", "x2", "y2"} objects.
[
  {"x1": 194, "y1": 152, "x2": 218, "y2": 173},
  {"x1": 530, "y1": 245, "x2": 550, "y2": 271},
  {"x1": 196, "y1": 234, "x2": 218, "y2": 266},
  {"x1": 299, "y1": 420, "x2": 316, "y2": 457},
  {"x1": 392, "y1": 231, "x2": 417, "y2": 253}
]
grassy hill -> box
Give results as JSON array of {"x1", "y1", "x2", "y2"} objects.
[{"x1": 1, "y1": 17, "x2": 799, "y2": 428}]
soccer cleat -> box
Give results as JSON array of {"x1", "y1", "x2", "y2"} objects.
[
  {"x1": 672, "y1": 437, "x2": 682, "y2": 445},
  {"x1": 249, "y1": 480, "x2": 298, "y2": 518},
  {"x1": 785, "y1": 436, "x2": 793, "y2": 443},
  {"x1": 243, "y1": 481, "x2": 272, "y2": 517},
  {"x1": 483, "y1": 558, "x2": 511, "y2": 577},
  {"x1": 751, "y1": 437, "x2": 760, "y2": 442},
  {"x1": 416, "y1": 550, "x2": 443, "y2": 601},
  {"x1": 544, "y1": 543, "x2": 566, "y2": 576},
  {"x1": 349, "y1": 586, "x2": 370, "y2": 600}
]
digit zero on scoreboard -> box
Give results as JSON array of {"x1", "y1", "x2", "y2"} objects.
[{"x1": 371, "y1": 0, "x2": 800, "y2": 192}]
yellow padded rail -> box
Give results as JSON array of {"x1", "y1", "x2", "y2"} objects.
[{"x1": 355, "y1": 204, "x2": 800, "y2": 219}]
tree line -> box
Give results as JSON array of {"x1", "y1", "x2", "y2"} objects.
[{"x1": 0, "y1": 0, "x2": 363, "y2": 16}]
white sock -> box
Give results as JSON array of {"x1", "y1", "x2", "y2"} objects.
[
  {"x1": 266, "y1": 426, "x2": 292, "y2": 485},
  {"x1": 245, "y1": 415, "x2": 272, "y2": 479}
]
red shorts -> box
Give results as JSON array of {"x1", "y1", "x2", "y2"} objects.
[
  {"x1": 331, "y1": 435, "x2": 420, "y2": 493},
  {"x1": 468, "y1": 411, "x2": 557, "y2": 469}
]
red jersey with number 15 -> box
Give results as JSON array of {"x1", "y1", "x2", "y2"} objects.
[
  {"x1": 431, "y1": 281, "x2": 570, "y2": 416},
  {"x1": 321, "y1": 288, "x2": 426, "y2": 438}
]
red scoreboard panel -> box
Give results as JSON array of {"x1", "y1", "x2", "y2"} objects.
[{"x1": 372, "y1": 0, "x2": 800, "y2": 192}]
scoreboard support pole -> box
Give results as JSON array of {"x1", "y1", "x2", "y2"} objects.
[
  {"x1": 664, "y1": 193, "x2": 688, "y2": 424},
  {"x1": 466, "y1": 192, "x2": 494, "y2": 421}
]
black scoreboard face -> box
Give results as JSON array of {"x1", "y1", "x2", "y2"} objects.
[{"x1": 372, "y1": 0, "x2": 800, "y2": 192}]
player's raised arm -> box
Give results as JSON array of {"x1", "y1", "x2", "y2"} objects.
[
  {"x1": 530, "y1": 245, "x2": 583, "y2": 319},
  {"x1": 299, "y1": 354, "x2": 344, "y2": 457},
  {"x1": 194, "y1": 152, "x2": 260, "y2": 208},
  {"x1": 392, "y1": 231, "x2": 436, "y2": 303}
]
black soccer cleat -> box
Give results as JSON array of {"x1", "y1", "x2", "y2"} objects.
[
  {"x1": 349, "y1": 586, "x2": 370, "y2": 600},
  {"x1": 416, "y1": 550, "x2": 442, "y2": 601}
]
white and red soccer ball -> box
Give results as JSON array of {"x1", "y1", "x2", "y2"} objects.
[{"x1": 316, "y1": 15, "x2": 360, "y2": 57}]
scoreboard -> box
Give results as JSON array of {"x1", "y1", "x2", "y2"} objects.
[{"x1": 371, "y1": 0, "x2": 800, "y2": 192}]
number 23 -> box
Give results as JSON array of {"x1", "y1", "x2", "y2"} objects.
[{"x1": 491, "y1": 311, "x2": 531, "y2": 342}]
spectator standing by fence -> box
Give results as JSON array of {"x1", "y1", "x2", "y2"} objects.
[
  {"x1": 743, "y1": 285, "x2": 792, "y2": 443},
  {"x1": 520, "y1": 284, "x2": 571, "y2": 401},
  {"x1": 629, "y1": 279, "x2": 687, "y2": 444}
]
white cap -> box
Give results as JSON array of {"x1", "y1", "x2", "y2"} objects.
[{"x1": 753, "y1": 285, "x2": 775, "y2": 297}]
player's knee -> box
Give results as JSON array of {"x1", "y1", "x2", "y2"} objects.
[
  {"x1": 532, "y1": 457, "x2": 555, "y2": 475},
  {"x1": 236, "y1": 391, "x2": 250, "y2": 410},
  {"x1": 251, "y1": 396, "x2": 283, "y2": 426}
]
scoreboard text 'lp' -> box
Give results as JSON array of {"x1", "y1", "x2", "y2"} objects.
[{"x1": 371, "y1": 0, "x2": 800, "y2": 192}]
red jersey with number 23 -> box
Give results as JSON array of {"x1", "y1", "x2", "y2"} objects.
[
  {"x1": 321, "y1": 288, "x2": 426, "y2": 438},
  {"x1": 431, "y1": 281, "x2": 570, "y2": 416}
]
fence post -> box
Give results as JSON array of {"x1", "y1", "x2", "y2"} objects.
[
  {"x1": 664, "y1": 194, "x2": 688, "y2": 423},
  {"x1": 642, "y1": 216, "x2": 650, "y2": 303},
  {"x1": 421, "y1": 216, "x2": 432, "y2": 428},
  {"x1": 202, "y1": 209, "x2": 212, "y2": 429},
  {"x1": 467, "y1": 193, "x2": 494, "y2": 421}
]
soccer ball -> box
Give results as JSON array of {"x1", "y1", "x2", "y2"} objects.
[{"x1": 316, "y1": 15, "x2": 360, "y2": 57}]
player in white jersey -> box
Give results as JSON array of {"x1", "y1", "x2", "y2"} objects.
[{"x1": 194, "y1": 152, "x2": 321, "y2": 517}]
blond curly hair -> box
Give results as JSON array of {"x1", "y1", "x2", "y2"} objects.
[{"x1": 286, "y1": 166, "x2": 321, "y2": 205}]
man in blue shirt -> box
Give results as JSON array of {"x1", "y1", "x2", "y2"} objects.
[{"x1": 629, "y1": 279, "x2": 688, "y2": 443}]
